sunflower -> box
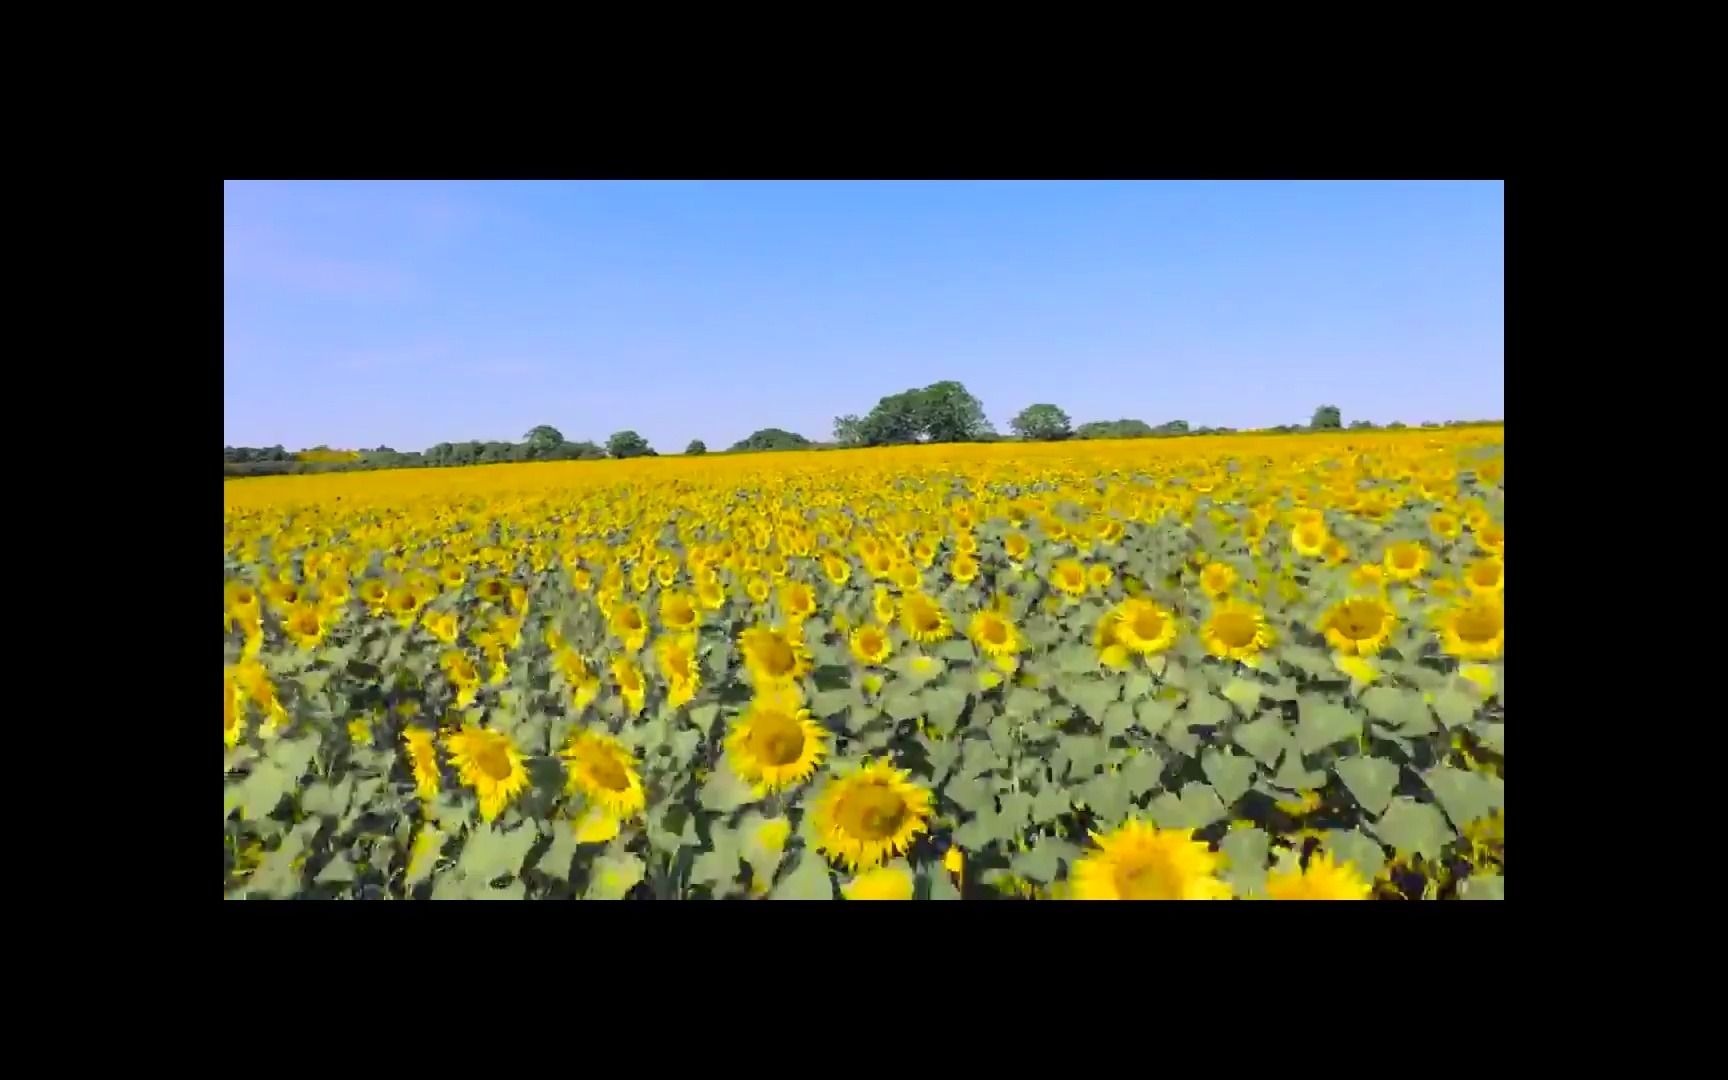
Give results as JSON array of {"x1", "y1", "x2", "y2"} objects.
[
  {"x1": 810, "y1": 759, "x2": 934, "y2": 872},
  {"x1": 1463, "y1": 557, "x2": 1504, "y2": 596},
  {"x1": 1264, "y1": 850, "x2": 1372, "y2": 900},
  {"x1": 1199, "y1": 561, "x2": 1237, "y2": 599},
  {"x1": 440, "y1": 650, "x2": 482, "y2": 708},
  {"x1": 613, "y1": 656, "x2": 647, "y2": 715},
  {"x1": 1039, "y1": 514, "x2": 1069, "y2": 542},
  {"x1": 1291, "y1": 521, "x2": 1329, "y2": 559},
  {"x1": 1429, "y1": 510, "x2": 1462, "y2": 540},
  {"x1": 740, "y1": 625, "x2": 811, "y2": 688},
  {"x1": 843, "y1": 864, "x2": 915, "y2": 901},
  {"x1": 743, "y1": 576, "x2": 771, "y2": 607},
  {"x1": 725, "y1": 699, "x2": 829, "y2": 793},
  {"x1": 1003, "y1": 531, "x2": 1032, "y2": 564},
  {"x1": 1087, "y1": 562, "x2": 1114, "y2": 591},
  {"x1": 872, "y1": 585, "x2": 897, "y2": 625},
  {"x1": 359, "y1": 578, "x2": 390, "y2": 613},
  {"x1": 1382, "y1": 540, "x2": 1429, "y2": 582},
  {"x1": 282, "y1": 602, "x2": 327, "y2": 650},
  {"x1": 628, "y1": 563, "x2": 654, "y2": 595},
  {"x1": 655, "y1": 633, "x2": 701, "y2": 708},
  {"x1": 946, "y1": 553, "x2": 979, "y2": 587},
  {"x1": 561, "y1": 728, "x2": 646, "y2": 820},
  {"x1": 822, "y1": 554, "x2": 853, "y2": 588},
  {"x1": 475, "y1": 577, "x2": 509, "y2": 604},
  {"x1": 1094, "y1": 610, "x2": 1132, "y2": 669},
  {"x1": 263, "y1": 579, "x2": 304, "y2": 613},
  {"x1": 1318, "y1": 596, "x2": 1397, "y2": 656},
  {"x1": 1436, "y1": 596, "x2": 1503, "y2": 660},
  {"x1": 225, "y1": 580, "x2": 262, "y2": 626},
  {"x1": 1201, "y1": 600, "x2": 1275, "y2": 662},
  {"x1": 1350, "y1": 562, "x2": 1387, "y2": 592},
  {"x1": 223, "y1": 667, "x2": 246, "y2": 748},
  {"x1": 1474, "y1": 522, "x2": 1504, "y2": 558},
  {"x1": 387, "y1": 586, "x2": 424, "y2": 627},
  {"x1": 655, "y1": 561, "x2": 679, "y2": 589},
  {"x1": 407, "y1": 572, "x2": 441, "y2": 604},
  {"x1": 900, "y1": 592, "x2": 952, "y2": 644},
  {"x1": 1070, "y1": 820, "x2": 1232, "y2": 900},
  {"x1": 1050, "y1": 558, "x2": 1088, "y2": 598},
  {"x1": 780, "y1": 580, "x2": 818, "y2": 624},
  {"x1": 1110, "y1": 597, "x2": 1179, "y2": 657},
  {"x1": 442, "y1": 725, "x2": 529, "y2": 823},
  {"x1": 402, "y1": 727, "x2": 443, "y2": 801},
  {"x1": 696, "y1": 576, "x2": 727, "y2": 612},
  {"x1": 656, "y1": 590, "x2": 699, "y2": 633},
  {"x1": 850, "y1": 623, "x2": 894, "y2": 666},
  {"x1": 968, "y1": 608, "x2": 1021, "y2": 660},
  {"x1": 891, "y1": 561, "x2": 922, "y2": 593},
  {"x1": 609, "y1": 602, "x2": 650, "y2": 652},
  {"x1": 422, "y1": 610, "x2": 459, "y2": 645}
]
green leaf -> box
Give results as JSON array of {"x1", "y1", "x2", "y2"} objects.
[
  {"x1": 944, "y1": 774, "x2": 995, "y2": 815},
  {"x1": 300, "y1": 777, "x2": 354, "y2": 819},
  {"x1": 1031, "y1": 782, "x2": 1072, "y2": 824},
  {"x1": 1134, "y1": 698, "x2": 1177, "y2": 737},
  {"x1": 998, "y1": 791, "x2": 1034, "y2": 831},
  {"x1": 1279, "y1": 645, "x2": 1336, "y2": 679},
  {"x1": 1078, "y1": 771, "x2": 1131, "y2": 824},
  {"x1": 314, "y1": 852, "x2": 356, "y2": 886},
  {"x1": 1054, "y1": 644, "x2": 1100, "y2": 675},
  {"x1": 1471, "y1": 722, "x2": 1505, "y2": 754},
  {"x1": 687, "y1": 702, "x2": 720, "y2": 734},
  {"x1": 584, "y1": 850, "x2": 645, "y2": 900},
  {"x1": 882, "y1": 687, "x2": 923, "y2": 721},
  {"x1": 1221, "y1": 678, "x2": 1264, "y2": 715},
  {"x1": 1333, "y1": 755, "x2": 1401, "y2": 816},
  {"x1": 1322, "y1": 828, "x2": 1386, "y2": 882},
  {"x1": 1102, "y1": 701, "x2": 1136, "y2": 740},
  {"x1": 1125, "y1": 672, "x2": 1155, "y2": 703},
  {"x1": 937, "y1": 639, "x2": 976, "y2": 662},
  {"x1": 1232, "y1": 714, "x2": 1290, "y2": 766},
  {"x1": 921, "y1": 684, "x2": 969, "y2": 735},
  {"x1": 1432, "y1": 689, "x2": 1478, "y2": 729},
  {"x1": 1219, "y1": 827, "x2": 1270, "y2": 897},
  {"x1": 959, "y1": 738, "x2": 1000, "y2": 779},
  {"x1": 953, "y1": 809, "x2": 1000, "y2": 851},
  {"x1": 690, "y1": 828, "x2": 742, "y2": 894},
  {"x1": 1185, "y1": 691, "x2": 1233, "y2": 731},
  {"x1": 1058, "y1": 734, "x2": 1106, "y2": 779},
  {"x1": 1294, "y1": 695, "x2": 1362, "y2": 755},
  {"x1": 1422, "y1": 765, "x2": 1500, "y2": 829},
  {"x1": 1360, "y1": 686, "x2": 1435, "y2": 735},
  {"x1": 699, "y1": 767, "x2": 756, "y2": 813},
  {"x1": 1149, "y1": 782, "x2": 1226, "y2": 830},
  {"x1": 537, "y1": 826, "x2": 579, "y2": 882},
  {"x1": 1371, "y1": 797, "x2": 1455, "y2": 861},
  {"x1": 1201, "y1": 749, "x2": 1256, "y2": 807},
  {"x1": 456, "y1": 823, "x2": 539, "y2": 882},
  {"x1": 1120, "y1": 747, "x2": 1166, "y2": 797},
  {"x1": 1268, "y1": 751, "x2": 1327, "y2": 793},
  {"x1": 1067, "y1": 679, "x2": 1118, "y2": 724},
  {"x1": 927, "y1": 864, "x2": 963, "y2": 900},
  {"x1": 1004, "y1": 687, "x2": 1048, "y2": 719},
  {"x1": 810, "y1": 688, "x2": 861, "y2": 718},
  {"x1": 1011, "y1": 838, "x2": 1080, "y2": 884},
  {"x1": 1459, "y1": 873, "x2": 1505, "y2": 900}
]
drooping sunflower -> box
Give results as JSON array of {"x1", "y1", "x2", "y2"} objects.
[
  {"x1": 849, "y1": 623, "x2": 894, "y2": 666},
  {"x1": 739, "y1": 624, "x2": 812, "y2": 689},
  {"x1": 900, "y1": 591, "x2": 953, "y2": 644},
  {"x1": 1110, "y1": 597, "x2": 1179, "y2": 657},
  {"x1": 1070, "y1": 820, "x2": 1233, "y2": 900},
  {"x1": 725, "y1": 698, "x2": 829, "y2": 794},
  {"x1": 967, "y1": 608, "x2": 1020, "y2": 661},
  {"x1": 842, "y1": 864, "x2": 916, "y2": 901},
  {"x1": 224, "y1": 667, "x2": 245, "y2": 748},
  {"x1": 440, "y1": 650, "x2": 482, "y2": 708},
  {"x1": 609, "y1": 602, "x2": 650, "y2": 653},
  {"x1": 810, "y1": 759, "x2": 933, "y2": 872},
  {"x1": 891, "y1": 561, "x2": 922, "y2": 593},
  {"x1": 1318, "y1": 595, "x2": 1398, "y2": 656},
  {"x1": 561, "y1": 728, "x2": 646, "y2": 821},
  {"x1": 872, "y1": 585, "x2": 896, "y2": 625},
  {"x1": 1201, "y1": 600, "x2": 1275, "y2": 662},
  {"x1": 613, "y1": 655, "x2": 647, "y2": 715},
  {"x1": 780, "y1": 580, "x2": 818, "y2": 624},
  {"x1": 1003, "y1": 531, "x2": 1032, "y2": 564},
  {"x1": 654, "y1": 633, "x2": 702, "y2": 708},
  {"x1": 359, "y1": 578, "x2": 390, "y2": 613},
  {"x1": 696, "y1": 576, "x2": 727, "y2": 612},
  {"x1": 422, "y1": 610, "x2": 459, "y2": 646},
  {"x1": 822, "y1": 554, "x2": 852, "y2": 588},
  {"x1": 659, "y1": 590, "x2": 701, "y2": 633},
  {"x1": 1382, "y1": 540, "x2": 1429, "y2": 582},
  {"x1": 1264, "y1": 850, "x2": 1372, "y2": 900},
  {"x1": 1094, "y1": 609, "x2": 1132, "y2": 669},
  {"x1": 1199, "y1": 561, "x2": 1237, "y2": 599},
  {"x1": 1463, "y1": 556, "x2": 1504, "y2": 596},
  {"x1": 402, "y1": 727, "x2": 443, "y2": 801},
  {"x1": 1435, "y1": 596, "x2": 1503, "y2": 660},
  {"x1": 1475, "y1": 522, "x2": 1504, "y2": 558},
  {"x1": 1050, "y1": 558, "x2": 1088, "y2": 598}
]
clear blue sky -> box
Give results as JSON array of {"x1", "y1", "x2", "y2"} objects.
[{"x1": 224, "y1": 180, "x2": 1503, "y2": 452}]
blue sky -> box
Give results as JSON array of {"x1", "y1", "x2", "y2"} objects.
[{"x1": 224, "y1": 180, "x2": 1503, "y2": 452}]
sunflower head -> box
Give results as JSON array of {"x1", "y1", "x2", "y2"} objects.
[
  {"x1": 780, "y1": 580, "x2": 817, "y2": 623},
  {"x1": 1464, "y1": 557, "x2": 1504, "y2": 595},
  {"x1": 1071, "y1": 820, "x2": 1233, "y2": 900},
  {"x1": 740, "y1": 625, "x2": 812, "y2": 687},
  {"x1": 560, "y1": 728, "x2": 646, "y2": 820},
  {"x1": 872, "y1": 586, "x2": 897, "y2": 625},
  {"x1": 654, "y1": 633, "x2": 701, "y2": 705},
  {"x1": 1292, "y1": 522, "x2": 1329, "y2": 558},
  {"x1": 613, "y1": 655, "x2": 647, "y2": 714},
  {"x1": 1265, "y1": 849, "x2": 1373, "y2": 900},
  {"x1": 849, "y1": 623, "x2": 894, "y2": 667},
  {"x1": 1201, "y1": 600, "x2": 1274, "y2": 662},
  {"x1": 811, "y1": 759, "x2": 933, "y2": 872},
  {"x1": 442, "y1": 725, "x2": 529, "y2": 823},
  {"x1": 1111, "y1": 597, "x2": 1179, "y2": 656},
  {"x1": 968, "y1": 609, "x2": 1020, "y2": 658},
  {"x1": 1436, "y1": 596, "x2": 1504, "y2": 660},
  {"x1": 1003, "y1": 531, "x2": 1032, "y2": 563},
  {"x1": 1051, "y1": 558, "x2": 1088, "y2": 598},
  {"x1": 1199, "y1": 561, "x2": 1237, "y2": 598},
  {"x1": 283, "y1": 602, "x2": 327, "y2": 649},
  {"x1": 724, "y1": 698, "x2": 829, "y2": 794},
  {"x1": 842, "y1": 864, "x2": 915, "y2": 901},
  {"x1": 1382, "y1": 540, "x2": 1429, "y2": 582},
  {"x1": 1087, "y1": 562, "x2": 1114, "y2": 590},
  {"x1": 1318, "y1": 595, "x2": 1397, "y2": 656},
  {"x1": 899, "y1": 592, "x2": 952, "y2": 644},
  {"x1": 609, "y1": 603, "x2": 649, "y2": 650}
]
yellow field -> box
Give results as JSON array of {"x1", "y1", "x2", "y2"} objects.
[{"x1": 223, "y1": 431, "x2": 1504, "y2": 899}]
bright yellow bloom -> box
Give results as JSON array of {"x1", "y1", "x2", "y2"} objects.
[
  {"x1": 810, "y1": 759, "x2": 933, "y2": 872},
  {"x1": 1382, "y1": 540, "x2": 1429, "y2": 582},
  {"x1": 1199, "y1": 561, "x2": 1237, "y2": 598},
  {"x1": 1463, "y1": 557, "x2": 1504, "y2": 596},
  {"x1": 740, "y1": 625, "x2": 811, "y2": 688},
  {"x1": 1201, "y1": 600, "x2": 1274, "y2": 662},
  {"x1": 849, "y1": 623, "x2": 893, "y2": 666},
  {"x1": 402, "y1": 727, "x2": 442, "y2": 801},
  {"x1": 1318, "y1": 596, "x2": 1398, "y2": 656},
  {"x1": 842, "y1": 864, "x2": 915, "y2": 900},
  {"x1": 1071, "y1": 821, "x2": 1233, "y2": 900},
  {"x1": 968, "y1": 608, "x2": 1020, "y2": 659},
  {"x1": 654, "y1": 633, "x2": 701, "y2": 708},
  {"x1": 609, "y1": 602, "x2": 650, "y2": 652},
  {"x1": 725, "y1": 698, "x2": 828, "y2": 793},
  {"x1": 900, "y1": 592, "x2": 952, "y2": 644},
  {"x1": 1265, "y1": 850, "x2": 1372, "y2": 900},
  {"x1": 1110, "y1": 597, "x2": 1179, "y2": 657},
  {"x1": 613, "y1": 655, "x2": 647, "y2": 715},
  {"x1": 1436, "y1": 597, "x2": 1504, "y2": 660},
  {"x1": 560, "y1": 728, "x2": 646, "y2": 821},
  {"x1": 1050, "y1": 558, "x2": 1088, "y2": 598}
]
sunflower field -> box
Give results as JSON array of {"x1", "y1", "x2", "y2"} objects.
[{"x1": 223, "y1": 430, "x2": 1504, "y2": 900}]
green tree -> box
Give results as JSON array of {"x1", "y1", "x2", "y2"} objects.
[
  {"x1": 523, "y1": 425, "x2": 565, "y2": 456},
  {"x1": 731, "y1": 428, "x2": 811, "y2": 452},
  {"x1": 917, "y1": 381, "x2": 993, "y2": 443},
  {"x1": 686, "y1": 439, "x2": 707, "y2": 455},
  {"x1": 1075, "y1": 419, "x2": 1155, "y2": 439},
  {"x1": 607, "y1": 430, "x2": 653, "y2": 459},
  {"x1": 1311, "y1": 405, "x2": 1342, "y2": 429},
  {"x1": 1349, "y1": 419, "x2": 1374, "y2": 430},
  {"x1": 1009, "y1": 403, "x2": 1072, "y2": 441},
  {"x1": 832, "y1": 414, "x2": 865, "y2": 447}
]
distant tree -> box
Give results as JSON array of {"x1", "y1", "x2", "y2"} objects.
[
  {"x1": 1387, "y1": 421, "x2": 1407, "y2": 429},
  {"x1": 731, "y1": 428, "x2": 811, "y2": 453},
  {"x1": 858, "y1": 390, "x2": 927, "y2": 446},
  {"x1": 524, "y1": 425, "x2": 565, "y2": 456},
  {"x1": 1311, "y1": 405, "x2": 1342, "y2": 429},
  {"x1": 686, "y1": 439, "x2": 707, "y2": 455},
  {"x1": 918, "y1": 381, "x2": 993, "y2": 443},
  {"x1": 556, "y1": 440, "x2": 606, "y2": 460},
  {"x1": 832, "y1": 414, "x2": 865, "y2": 447},
  {"x1": 1010, "y1": 403, "x2": 1073, "y2": 441},
  {"x1": 1154, "y1": 420, "x2": 1190, "y2": 435},
  {"x1": 1075, "y1": 419, "x2": 1156, "y2": 440},
  {"x1": 607, "y1": 430, "x2": 654, "y2": 459},
  {"x1": 1349, "y1": 419, "x2": 1375, "y2": 430}
]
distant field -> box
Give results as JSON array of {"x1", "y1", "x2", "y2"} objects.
[{"x1": 224, "y1": 431, "x2": 1504, "y2": 900}]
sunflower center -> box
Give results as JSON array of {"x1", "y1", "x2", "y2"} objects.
[
  {"x1": 980, "y1": 617, "x2": 1008, "y2": 646},
  {"x1": 837, "y1": 783, "x2": 906, "y2": 840},
  {"x1": 668, "y1": 601, "x2": 694, "y2": 625},
  {"x1": 1392, "y1": 548, "x2": 1418, "y2": 569},
  {"x1": 1455, "y1": 607, "x2": 1501, "y2": 643},
  {"x1": 757, "y1": 635, "x2": 796, "y2": 676},
  {"x1": 1472, "y1": 563, "x2": 1501, "y2": 587},
  {"x1": 474, "y1": 741, "x2": 513, "y2": 782},
  {"x1": 1212, "y1": 612, "x2": 1258, "y2": 648},
  {"x1": 1061, "y1": 569, "x2": 1082, "y2": 588},
  {"x1": 1336, "y1": 603, "x2": 1383, "y2": 639},
  {"x1": 749, "y1": 711, "x2": 807, "y2": 767},
  {"x1": 860, "y1": 630, "x2": 885, "y2": 655},
  {"x1": 1114, "y1": 851, "x2": 1182, "y2": 900},
  {"x1": 577, "y1": 747, "x2": 630, "y2": 791},
  {"x1": 623, "y1": 610, "x2": 642, "y2": 630},
  {"x1": 1132, "y1": 608, "x2": 1165, "y2": 640}
]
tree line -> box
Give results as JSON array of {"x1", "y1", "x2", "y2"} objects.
[{"x1": 225, "y1": 386, "x2": 1499, "y2": 478}]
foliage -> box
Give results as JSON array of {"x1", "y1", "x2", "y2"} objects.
[
  {"x1": 1009, "y1": 403, "x2": 1073, "y2": 441},
  {"x1": 1075, "y1": 419, "x2": 1156, "y2": 439},
  {"x1": 686, "y1": 440, "x2": 707, "y2": 456},
  {"x1": 854, "y1": 381, "x2": 994, "y2": 446},
  {"x1": 1312, "y1": 405, "x2": 1342, "y2": 429},
  {"x1": 832, "y1": 415, "x2": 865, "y2": 447},
  {"x1": 730, "y1": 428, "x2": 811, "y2": 453},
  {"x1": 226, "y1": 428, "x2": 1504, "y2": 899},
  {"x1": 606, "y1": 431, "x2": 655, "y2": 459}
]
